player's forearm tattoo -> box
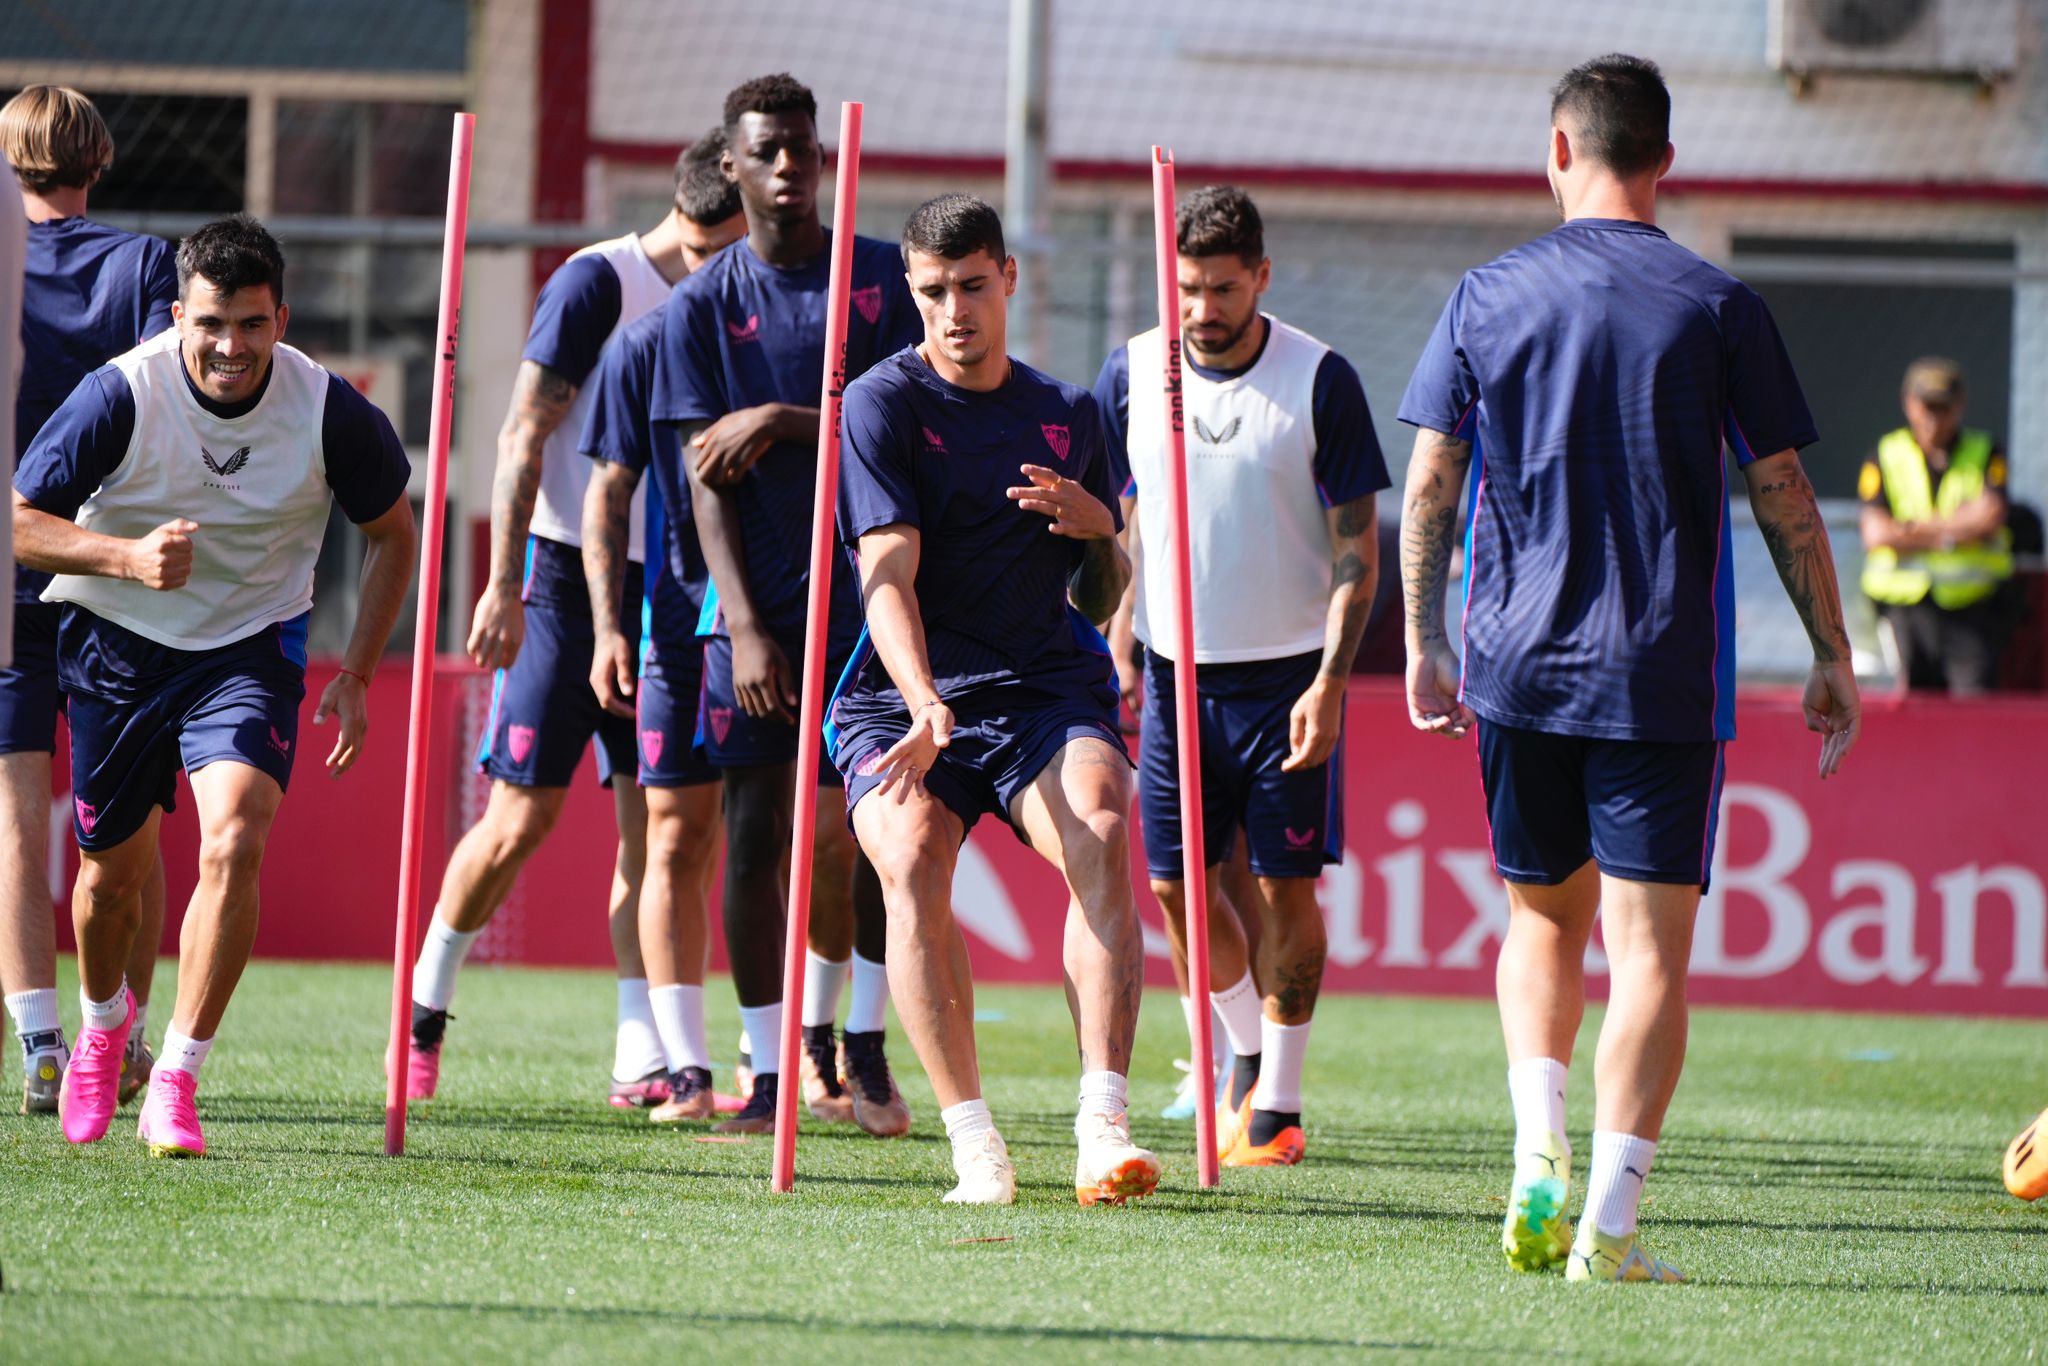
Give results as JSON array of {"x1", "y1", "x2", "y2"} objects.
[
  {"x1": 1400, "y1": 431, "x2": 1472, "y2": 647},
  {"x1": 582, "y1": 465, "x2": 634, "y2": 630},
  {"x1": 1271, "y1": 944, "x2": 1326, "y2": 1020},
  {"x1": 1069, "y1": 537, "x2": 1130, "y2": 627},
  {"x1": 1319, "y1": 495, "x2": 1379, "y2": 681},
  {"x1": 489, "y1": 361, "x2": 575, "y2": 589},
  {"x1": 1751, "y1": 461, "x2": 1851, "y2": 665}
]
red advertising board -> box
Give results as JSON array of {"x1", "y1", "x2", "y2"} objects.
[{"x1": 54, "y1": 663, "x2": 2048, "y2": 1018}]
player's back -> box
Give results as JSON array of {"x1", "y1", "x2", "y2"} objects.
[
  {"x1": 1402, "y1": 218, "x2": 1814, "y2": 743},
  {"x1": 18, "y1": 217, "x2": 176, "y2": 455}
]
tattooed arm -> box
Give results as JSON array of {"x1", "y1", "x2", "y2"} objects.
[
  {"x1": 1280, "y1": 493, "x2": 1381, "y2": 772},
  {"x1": 582, "y1": 459, "x2": 641, "y2": 718},
  {"x1": 469, "y1": 360, "x2": 576, "y2": 669},
  {"x1": 1005, "y1": 463, "x2": 1129, "y2": 626},
  {"x1": 1743, "y1": 449, "x2": 1861, "y2": 777},
  {"x1": 1398, "y1": 427, "x2": 1476, "y2": 737}
]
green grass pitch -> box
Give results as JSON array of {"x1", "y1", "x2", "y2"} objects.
[{"x1": 3, "y1": 958, "x2": 2043, "y2": 1362}]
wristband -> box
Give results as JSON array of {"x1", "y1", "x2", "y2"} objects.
[
  {"x1": 338, "y1": 667, "x2": 372, "y2": 689},
  {"x1": 916, "y1": 697, "x2": 944, "y2": 714}
]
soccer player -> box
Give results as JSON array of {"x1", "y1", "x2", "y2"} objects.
[
  {"x1": 1095, "y1": 185, "x2": 1387, "y2": 1167},
  {"x1": 397, "y1": 134, "x2": 742, "y2": 1109},
  {"x1": 832, "y1": 193, "x2": 1157, "y2": 1206},
  {"x1": 14, "y1": 215, "x2": 416, "y2": 1155},
  {"x1": 1397, "y1": 55, "x2": 1860, "y2": 1282},
  {"x1": 651, "y1": 74, "x2": 913, "y2": 1135},
  {"x1": 2, "y1": 84, "x2": 175, "y2": 1115}
]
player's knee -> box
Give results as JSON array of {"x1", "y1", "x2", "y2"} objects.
[
  {"x1": 198, "y1": 815, "x2": 269, "y2": 885},
  {"x1": 1066, "y1": 808, "x2": 1131, "y2": 884},
  {"x1": 489, "y1": 792, "x2": 560, "y2": 862},
  {"x1": 723, "y1": 807, "x2": 790, "y2": 880},
  {"x1": 78, "y1": 854, "x2": 149, "y2": 911}
]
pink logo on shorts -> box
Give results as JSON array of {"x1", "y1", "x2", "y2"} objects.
[
  {"x1": 854, "y1": 746, "x2": 886, "y2": 777},
  {"x1": 708, "y1": 707, "x2": 734, "y2": 744},
  {"x1": 1284, "y1": 826, "x2": 1317, "y2": 849},
  {"x1": 1041, "y1": 423, "x2": 1071, "y2": 461},
  {"x1": 640, "y1": 729, "x2": 665, "y2": 766},
  {"x1": 508, "y1": 725, "x2": 536, "y2": 764},
  {"x1": 268, "y1": 726, "x2": 292, "y2": 756},
  {"x1": 850, "y1": 285, "x2": 882, "y2": 325},
  {"x1": 74, "y1": 796, "x2": 98, "y2": 835}
]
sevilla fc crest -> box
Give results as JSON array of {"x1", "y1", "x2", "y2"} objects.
[
  {"x1": 850, "y1": 285, "x2": 882, "y2": 325},
  {"x1": 708, "y1": 707, "x2": 734, "y2": 744},
  {"x1": 640, "y1": 729, "x2": 665, "y2": 766},
  {"x1": 507, "y1": 724, "x2": 535, "y2": 764},
  {"x1": 1041, "y1": 424, "x2": 1071, "y2": 461}
]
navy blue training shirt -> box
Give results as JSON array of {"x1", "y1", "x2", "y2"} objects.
[
  {"x1": 579, "y1": 308, "x2": 706, "y2": 649},
  {"x1": 16, "y1": 216, "x2": 179, "y2": 601},
  {"x1": 17, "y1": 359, "x2": 411, "y2": 698},
  {"x1": 521, "y1": 252, "x2": 623, "y2": 385},
  {"x1": 1094, "y1": 327, "x2": 1386, "y2": 505},
  {"x1": 1397, "y1": 218, "x2": 1816, "y2": 743},
  {"x1": 650, "y1": 232, "x2": 919, "y2": 650},
  {"x1": 836, "y1": 347, "x2": 1124, "y2": 703}
]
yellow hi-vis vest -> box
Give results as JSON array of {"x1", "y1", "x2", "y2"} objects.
[{"x1": 1860, "y1": 427, "x2": 2012, "y2": 609}]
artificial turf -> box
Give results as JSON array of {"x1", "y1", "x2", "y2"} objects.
[{"x1": 2, "y1": 958, "x2": 2042, "y2": 1362}]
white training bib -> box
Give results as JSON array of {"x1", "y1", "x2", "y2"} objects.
[
  {"x1": 1126, "y1": 316, "x2": 1336, "y2": 663},
  {"x1": 49, "y1": 330, "x2": 339, "y2": 650},
  {"x1": 526, "y1": 232, "x2": 667, "y2": 561}
]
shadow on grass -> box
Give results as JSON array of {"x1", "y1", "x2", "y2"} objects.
[{"x1": 30, "y1": 1287, "x2": 1456, "y2": 1352}]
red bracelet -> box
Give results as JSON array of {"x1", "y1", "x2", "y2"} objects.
[{"x1": 338, "y1": 667, "x2": 371, "y2": 688}]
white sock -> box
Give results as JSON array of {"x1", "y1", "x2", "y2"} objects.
[
  {"x1": 1075, "y1": 1070, "x2": 1130, "y2": 1134},
  {"x1": 6, "y1": 987, "x2": 60, "y2": 1039},
  {"x1": 1212, "y1": 971, "x2": 1264, "y2": 1057},
  {"x1": 133, "y1": 999, "x2": 149, "y2": 1038},
  {"x1": 1584, "y1": 1131, "x2": 1658, "y2": 1238},
  {"x1": 1177, "y1": 993, "x2": 1231, "y2": 1076},
  {"x1": 648, "y1": 983, "x2": 709, "y2": 1072},
  {"x1": 1250, "y1": 1017, "x2": 1311, "y2": 1113},
  {"x1": 737, "y1": 1003, "x2": 783, "y2": 1075},
  {"x1": 158, "y1": 1025, "x2": 213, "y2": 1080},
  {"x1": 942, "y1": 1097, "x2": 996, "y2": 1148},
  {"x1": 612, "y1": 978, "x2": 664, "y2": 1080},
  {"x1": 410, "y1": 919, "x2": 480, "y2": 1012},
  {"x1": 81, "y1": 981, "x2": 128, "y2": 1032},
  {"x1": 1507, "y1": 1057, "x2": 1570, "y2": 1152},
  {"x1": 801, "y1": 950, "x2": 849, "y2": 1028},
  {"x1": 844, "y1": 951, "x2": 889, "y2": 1034}
]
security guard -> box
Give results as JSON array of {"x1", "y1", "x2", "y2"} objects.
[{"x1": 1859, "y1": 356, "x2": 2014, "y2": 694}]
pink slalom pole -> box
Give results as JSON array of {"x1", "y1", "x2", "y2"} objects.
[
  {"x1": 770, "y1": 101, "x2": 864, "y2": 1193},
  {"x1": 1152, "y1": 147, "x2": 1219, "y2": 1189},
  {"x1": 385, "y1": 112, "x2": 474, "y2": 1157}
]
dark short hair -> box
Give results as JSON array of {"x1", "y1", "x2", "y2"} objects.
[
  {"x1": 722, "y1": 73, "x2": 817, "y2": 131},
  {"x1": 1177, "y1": 186, "x2": 1263, "y2": 267},
  {"x1": 674, "y1": 128, "x2": 741, "y2": 224},
  {"x1": 1550, "y1": 53, "x2": 1670, "y2": 178},
  {"x1": 901, "y1": 194, "x2": 1006, "y2": 267},
  {"x1": 176, "y1": 214, "x2": 285, "y2": 304}
]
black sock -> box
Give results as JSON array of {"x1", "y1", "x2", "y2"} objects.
[
  {"x1": 1247, "y1": 1108, "x2": 1300, "y2": 1146},
  {"x1": 1230, "y1": 1052, "x2": 1262, "y2": 1109},
  {"x1": 801, "y1": 1022, "x2": 835, "y2": 1050},
  {"x1": 409, "y1": 1001, "x2": 450, "y2": 1048}
]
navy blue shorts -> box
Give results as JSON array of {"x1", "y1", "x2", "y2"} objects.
[
  {"x1": 635, "y1": 630, "x2": 718, "y2": 789},
  {"x1": 0, "y1": 601, "x2": 61, "y2": 755},
  {"x1": 1476, "y1": 718, "x2": 1726, "y2": 891},
  {"x1": 475, "y1": 537, "x2": 640, "y2": 789},
  {"x1": 1138, "y1": 649, "x2": 1343, "y2": 880},
  {"x1": 699, "y1": 629, "x2": 847, "y2": 786},
  {"x1": 68, "y1": 648, "x2": 304, "y2": 851},
  {"x1": 835, "y1": 682, "x2": 1128, "y2": 839}
]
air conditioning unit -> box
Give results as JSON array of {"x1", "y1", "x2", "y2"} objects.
[{"x1": 1769, "y1": 0, "x2": 2020, "y2": 79}]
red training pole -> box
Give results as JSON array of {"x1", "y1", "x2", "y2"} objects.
[
  {"x1": 770, "y1": 101, "x2": 864, "y2": 1193},
  {"x1": 1152, "y1": 147, "x2": 1219, "y2": 1189},
  {"x1": 385, "y1": 111, "x2": 474, "y2": 1157}
]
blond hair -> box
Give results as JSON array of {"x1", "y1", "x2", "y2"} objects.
[{"x1": 1, "y1": 85, "x2": 114, "y2": 194}]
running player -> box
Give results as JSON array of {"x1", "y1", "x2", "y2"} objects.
[
  {"x1": 397, "y1": 134, "x2": 742, "y2": 1108},
  {"x1": 1095, "y1": 185, "x2": 1387, "y2": 1167},
  {"x1": 651, "y1": 74, "x2": 912, "y2": 1135},
  {"x1": 831, "y1": 194, "x2": 1157, "y2": 1206},
  {"x1": 1397, "y1": 54, "x2": 1859, "y2": 1282},
  {"x1": 2, "y1": 84, "x2": 174, "y2": 1114},
  {"x1": 15, "y1": 214, "x2": 416, "y2": 1155}
]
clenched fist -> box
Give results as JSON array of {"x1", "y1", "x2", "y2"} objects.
[{"x1": 129, "y1": 519, "x2": 197, "y2": 590}]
